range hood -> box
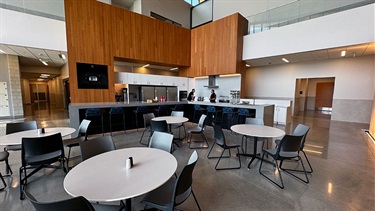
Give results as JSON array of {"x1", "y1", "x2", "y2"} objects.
[{"x1": 204, "y1": 75, "x2": 219, "y2": 88}]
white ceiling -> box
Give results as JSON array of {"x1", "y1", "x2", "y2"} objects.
[
  {"x1": 0, "y1": 42, "x2": 373, "y2": 80},
  {"x1": 245, "y1": 42, "x2": 375, "y2": 67},
  {"x1": 111, "y1": 0, "x2": 136, "y2": 8}
]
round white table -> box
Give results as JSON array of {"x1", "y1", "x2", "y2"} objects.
[
  {"x1": 231, "y1": 124, "x2": 285, "y2": 168},
  {"x1": 0, "y1": 127, "x2": 76, "y2": 146},
  {"x1": 63, "y1": 147, "x2": 177, "y2": 210},
  {"x1": 152, "y1": 116, "x2": 189, "y2": 125}
]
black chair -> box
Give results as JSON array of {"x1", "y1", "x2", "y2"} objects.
[
  {"x1": 109, "y1": 107, "x2": 126, "y2": 136},
  {"x1": 79, "y1": 135, "x2": 116, "y2": 161},
  {"x1": 20, "y1": 133, "x2": 67, "y2": 199},
  {"x1": 151, "y1": 119, "x2": 169, "y2": 133},
  {"x1": 275, "y1": 124, "x2": 312, "y2": 173},
  {"x1": 4, "y1": 121, "x2": 38, "y2": 175},
  {"x1": 207, "y1": 125, "x2": 241, "y2": 170},
  {"x1": 141, "y1": 150, "x2": 201, "y2": 211},
  {"x1": 24, "y1": 190, "x2": 121, "y2": 211},
  {"x1": 139, "y1": 113, "x2": 155, "y2": 146},
  {"x1": 155, "y1": 105, "x2": 169, "y2": 117},
  {"x1": 0, "y1": 151, "x2": 11, "y2": 191},
  {"x1": 170, "y1": 111, "x2": 186, "y2": 140},
  {"x1": 187, "y1": 114, "x2": 209, "y2": 149},
  {"x1": 85, "y1": 108, "x2": 104, "y2": 136},
  {"x1": 259, "y1": 135, "x2": 309, "y2": 189},
  {"x1": 149, "y1": 131, "x2": 174, "y2": 153},
  {"x1": 63, "y1": 119, "x2": 91, "y2": 167},
  {"x1": 133, "y1": 106, "x2": 148, "y2": 132}
]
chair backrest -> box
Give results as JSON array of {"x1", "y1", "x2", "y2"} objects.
[
  {"x1": 207, "y1": 106, "x2": 216, "y2": 112},
  {"x1": 6, "y1": 121, "x2": 38, "y2": 135},
  {"x1": 149, "y1": 131, "x2": 174, "y2": 153},
  {"x1": 245, "y1": 118, "x2": 264, "y2": 125},
  {"x1": 143, "y1": 113, "x2": 155, "y2": 128},
  {"x1": 173, "y1": 150, "x2": 198, "y2": 206},
  {"x1": 109, "y1": 107, "x2": 124, "y2": 115},
  {"x1": 151, "y1": 120, "x2": 169, "y2": 133},
  {"x1": 24, "y1": 190, "x2": 95, "y2": 211},
  {"x1": 79, "y1": 135, "x2": 116, "y2": 161},
  {"x1": 194, "y1": 104, "x2": 201, "y2": 110},
  {"x1": 292, "y1": 124, "x2": 310, "y2": 150},
  {"x1": 237, "y1": 108, "x2": 250, "y2": 116},
  {"x1": 77, "y1": 119, "x2": 91, "y2": 140},
  {"x1": 197, "y1": 114, "x2": 207, "y2": 129},
  {"x1": 222, "y1": 107, "x2": 233, "y2": 114},
  {"x1": 213, "y1": 125, "x2": 226, "y2": 146},
  {"x1": 21, "y1": 133, "x2": 64, "y2": 166},
  {"x1": 171, "y1": 111, "x2": 183, "y2": 117},
  {"x1": 277, "y1": 135, "x2": 304, "y2": 156},
  {"x1": 173, "y1": 104, "x2": 184, "y2": 111},
  {"x1": 85, "y1": 108, "x2": 102, "y2": 117}
]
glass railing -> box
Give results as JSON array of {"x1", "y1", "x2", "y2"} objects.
[
  {"x1": 247, "y1": 0, "x2": 375, "y2": 35},
  {"x1": 0, "y1": 0, "x2": 65, "y2": 21}
]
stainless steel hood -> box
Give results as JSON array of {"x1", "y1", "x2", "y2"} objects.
[{"x1": 204, "y1": 75, "x2": 219, "y2": 88}]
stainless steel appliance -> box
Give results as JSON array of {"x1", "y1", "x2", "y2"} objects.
[
  {"x1": 141, "y1": 86, "x2": 155, "y2": 102},
  {"x1": 179, "y1": 90, "x2": 187, "y2": 101},
  {"x1": 167, "y1": 87, "x2": 178, "y2": 102}
]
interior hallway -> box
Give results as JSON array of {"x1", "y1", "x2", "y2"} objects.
[{"x1": 0, "y1": 109, "x2": 374, "y2": 210}]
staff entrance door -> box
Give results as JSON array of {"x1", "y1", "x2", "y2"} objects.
[{"x1": 315, "y1": 82, "x2": 334, "y2": 110}]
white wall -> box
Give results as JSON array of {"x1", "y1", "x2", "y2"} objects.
[
  {"x1": 141, "y1": 0, "x2": 191, "y2": 28},
  {"x1": 130, "y1": 0, "x2": 142, "y2": 13},
  {"x1": 246, "y1": 55, "x2": 374, "y2": 123},
  {"x1": 213, "y1": 0, "x2": 293, "y2": 21},
  {"x1": 243, "y1": 4, "x2": 375, "y2": 59},
  {"x1": 194, "y1": 75, "x2": 241, "y2": 100},
  {"x1": 0, "y1": 8, "x2": 67, "y2": 51}
]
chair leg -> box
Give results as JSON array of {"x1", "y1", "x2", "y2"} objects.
[
  {"x1": 5, "y1": 158, "x2": 12, "y2": 176},
  {"x1": 303, "y1": 151, "x2": 313, "y2": 173},
  {"x1": 139, "y1": 129, "x2": 148, "y2": 146},
  {"x1": 279, "y1": 151, "x2": 313, "y2": 174},
  {"x1": 19, "y1": 167, "x2": 25, "y2": 199},
  {"x1": 109, "y1": 115, "x2": 113, "y2": 136},
  {"x1": 0, "y1": 172, "x2": 6, "y2": 191},
  {"x1": 259, "y1": 153, "x2": 284, "y2": 189},
  {"x1": 281, "y1": 156, "x2": 309, "y2": 184},
  {"x1": 188, "y1": 133, "x2": 209, "y2": 149}
]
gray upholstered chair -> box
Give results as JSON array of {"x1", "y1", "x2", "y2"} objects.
[
  {"x1": 187, "y1": 114, "x2": 208, "y2": 149},
  {"x1": 79, "y1": 135, "x2": 116, "y2": 161},
  {"x1": 149, "y1": 131, "x2": 174, "y2": 153}
]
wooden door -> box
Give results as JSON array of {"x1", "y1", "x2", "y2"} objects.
[{"x1": 315, "y1": 82, "x2": 334, "y2": 109}]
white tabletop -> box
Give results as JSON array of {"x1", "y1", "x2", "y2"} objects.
[
  {"x1": 231, "y1": 124, "x2": 285, "y2": 139},
  {"x1": 63, "y1": 147, "x2": 177, "y2": 202},
  {"x1": 152, "y1": 116, "x2": 189, "y2": 124},
  {"x1": 0, "y1": 127, "x2": 76, "y2": 146}
]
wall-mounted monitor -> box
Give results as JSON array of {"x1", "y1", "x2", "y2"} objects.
[{"x1": 77, "y1": 62, "x2": 108, "y2": 89}]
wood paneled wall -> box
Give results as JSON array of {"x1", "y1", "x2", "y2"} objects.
[
  {"x1": 65, "y1": 0, "x2": 190, "y2": 103},
  {"x1": 179, "y1": 13, "x2": 248, "y2": 79}
]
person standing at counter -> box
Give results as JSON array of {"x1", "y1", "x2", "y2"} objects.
[
  {"x1": 209, "y1": 89, "x2": 216, "y2": 103},
  {"x1": 188, "y1": 89, "x2": 195, "y2": 101}
]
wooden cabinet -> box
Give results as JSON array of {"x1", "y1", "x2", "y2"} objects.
[
  {"x1": 114, "y1": 72, "x2": 128, "y2": 84},
  {"x1": 274, "y1": 106, "x2": 291, "y2": 125}
]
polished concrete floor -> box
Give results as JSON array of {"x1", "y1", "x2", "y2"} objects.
[{"x1": 1, "y1": 109, "x2": 374, "y2": 210}]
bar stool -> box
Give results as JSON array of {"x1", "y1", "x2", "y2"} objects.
[
  {"x1": 192, "y1": 104, "x2": 206, "y2": 124},
  {"x1": 85, "y1": 108, "x2": 104, "y2": 136},
  {"x1": 171, "y1": 104, "x2": 184, "y2": 112},
  {"x1": 133, "y1": 106, "x2": 148, "y2": 132},
  {"x1": 0, "y1": 151, "x2": 12, "y2": 191},
  {"x1": 206, "y1": 106, "x2": 220, "y2": 126},
  {"x1": 221, "y1": 107, "x2": 235, "y2": 130},
  {"x1": 154, "y1": 105, "x2": 169, "y2": 117},
  {"x1": 109, "y1": 107, "x2": 126, "y2": 136},
  {"x1": 236, "y1": 108, "x2": 251, "y2": 124}
]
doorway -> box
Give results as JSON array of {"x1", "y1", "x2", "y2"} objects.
[
  {"x1": 294, "y1": 77, "x2": 335, "y2": 118},
  {"x1": 29, "y1": 83, "x2": 50, "y2": 116},
  {"x1": 63, "y1": 79, "x2": 70, "y2": 110}
]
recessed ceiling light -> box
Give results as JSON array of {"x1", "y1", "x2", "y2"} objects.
[
  {"x1": 37, "y1": 78, "x2": 44, "y2": 81},
  {"x1": 0, "y1": 49, "x2": 5, "y2": 54},
  {"x1": 59, "y1": 53, "x2": 66, "y2": 60},
  {"x1": 245, "y1": 64, "x2": 250, "y2": 67},
  {"x1": 282, "y1": 58, "x2": 289, "y2": 63},
  {"x1": 143, "y1": 64, "x2": 150, "y2": 68},
  {"x1": 341, "y1": 50, "x2": 346, "y2": 57},
  {"x1": 170, "y1": 67, "x2": 178, "y2": 71},
  {"x1": 41, "y1": 74, "x2": 50, "y2": 77},
  {"x1": 39, "y1": 58, "x2": 48, "y2": 66}
]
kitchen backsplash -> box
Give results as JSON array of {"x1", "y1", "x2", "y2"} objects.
[{"x1": 194, "y1": 75, "x2": 241, "y2": 100}]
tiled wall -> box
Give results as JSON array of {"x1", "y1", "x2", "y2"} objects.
[{"x1": 7, "y1": 55, "x2": 24, "y2": 117}]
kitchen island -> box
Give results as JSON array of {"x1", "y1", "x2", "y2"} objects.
[{"x1": 68, "y1": 101, "x2": 274, "y2": 135}]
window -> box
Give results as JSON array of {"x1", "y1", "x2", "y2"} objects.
[{"x1": 184, "y1": 0, "x2": 206, "y2": 7}]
